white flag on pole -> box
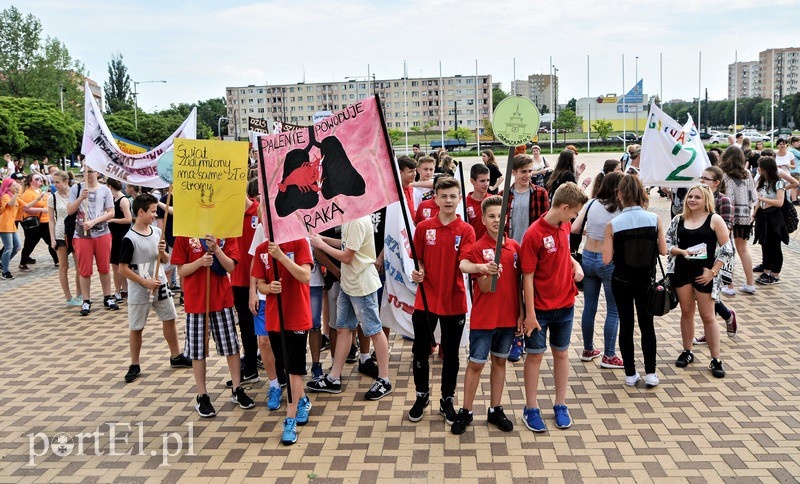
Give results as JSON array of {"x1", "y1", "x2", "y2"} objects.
[
  {"x1": 380, "y1": 201, "x2": 417, "y2": 339},
  {"x1": 640, "y1": 103, "x2": 710, "y2": 188}
]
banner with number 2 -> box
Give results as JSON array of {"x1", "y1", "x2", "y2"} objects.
[{"x1": 640, "y1": 103, "x2": 711, "y2": 188}]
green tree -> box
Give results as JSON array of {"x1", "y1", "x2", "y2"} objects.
[
  {"x1": 592, "y1": 119, "x2": 613, "y2": 140},
  {"x1": 0, "y1": 6, "x2": 86, "y2": 119},
  {"x1": 0, "y1": 96, "x2": 77, "y2": 158},
  {"x1": 482, "y1": 118, "x2": 494, "y2": 140},
  {"x1": 0, "y1": 107, "x2": 28, "y2": 154},
  {"x1": 492, "y1": 87, "x2": 508, "y2": 107},
  {"x1": 421, "y1": 120, "x2": 436, "y2": 149},
  {"x1": 566, "y1": 98, "x2": 577, "y2": 112},
  {"x1": 539, "y1": 104, "x2": 549, "y2": 114},
  {"x1": 105, "y1": 53, "x2": 132, "y2": 113},
  {"x1": 446, "y1": 126, "x2": 471, "y2": 142},
  {"x1": 388, "y1": 128, "x2": 403, "y2": 145},
  {"x1": 553, "y1": 108, "x2": 582, "y2": 142}
]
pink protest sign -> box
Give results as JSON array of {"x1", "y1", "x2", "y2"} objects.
[{"x1": 256, "y1": 96, "x2": 399, "y2": 243}]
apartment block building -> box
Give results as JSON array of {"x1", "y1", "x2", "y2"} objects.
[
  {"x1": 511, "y1": 74, "x2": 557, "y2": 112},
  {"x1": 225, "y1": 74, "x2": 493, "y2": 138},
  {"x1": 727, "y1": 61, "x2": 760, "y2": 99}
]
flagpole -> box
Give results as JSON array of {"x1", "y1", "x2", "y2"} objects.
[
  {"x1": 457, "y1": 160, "x2": 474, "y2": 302},
  {"x1": 734, "y1": 50, "x2": 738, "y2": 135},
  {"x1": 254, "y1": 134, "x2": 294, "y2": 404},
  {"x1": 439, "y1": 61, "x2": 444, "y2": 150},
  {"x1": 622, "y1": 54, "x2": 627, "y2": 152},
  {"x1": 660, "y1": 52, "x2": 663, "y2": 107},
  {"x1": 375, "y1": 93, "x2": 435, "y2": 341},
  {"x1": 698, "y1": 51, "x2": 702, "y2": 132},
  {"x1": 403, "y1": 60, "x2": 409, "y2": 155},
  {"x1": 771, "y1": 48, "x2": 775, "y2": 145},
  {"x1": 549, "y1": 57, "x2": 554, "y2": 154},
  {"x1": 587, "y1": 54, "x2": 591, "y2": 152},
  {"x1": 475, "y1": 59, "x2": 480, "y2": 153}
]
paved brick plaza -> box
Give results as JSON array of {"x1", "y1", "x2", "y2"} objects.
[{"x1": 1, "y1": 162, "x2": 799, "y2": 482}]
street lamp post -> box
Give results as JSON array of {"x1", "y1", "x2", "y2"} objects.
[
  {"x1": 133, "y1": 79, "x2": 167, "y2": 131},
  {"x1": 217, "y1": 116, "x2": 229, "y2": 140}
]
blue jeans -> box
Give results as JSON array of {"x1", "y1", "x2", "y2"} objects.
[
  {"x1": 581, "y1": 251, "x2": 619, "y2": 357},
  {"x1": 335, "y1": 290, "x2": 383, "y2": 337},
  {"x1": 310, "y1": 286, "x2": 323, "y2": 330},
  {"x1": 1, "y1": 231, "x2": 21, "y2": 272},
  {"x1": 524, "y1": 306, "x2": 574, "y2": 354}
]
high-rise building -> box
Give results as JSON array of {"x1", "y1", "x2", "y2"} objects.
[
  {"x1": 511, "y1": 74, "x2": 557, "y2": 112},
  {"x1": 759, "y1": 47, "x2": 800, "y2": 99},
  {"x1": 225, "y1": 74, "x2": 493, "y2": 139},
  {"x1": 727, "y1": 61, "x2": 760, "y2": 99}
]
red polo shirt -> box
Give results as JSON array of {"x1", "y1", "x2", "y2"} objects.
[
  {"x1": 171, "y1": 237, "x2": 239, "y2": 314},
  {"x1": 413, "y1": 215, "x2": 475, "y2": 315},
  {"x1": 403, "y1": 184, "x2": 416, "y2": 214},
  {"x1": 466, "y1": 234, "x2": 521, "y2": 329},
  {"x1": 414, "y1": 198, "x2": 440, "y2": 225},
  {"x1": 465, "y1": 192, "x2": 487, "y2": 240},
  {"x1": 520, "y1": 214, "x2": 577, "y2": 311},
  {"x1": 251, "y1": 239, "x2": 313, "y2": 332},
  {"x1": 231, "y1": 201, "x2": 259, "y2": 287}
]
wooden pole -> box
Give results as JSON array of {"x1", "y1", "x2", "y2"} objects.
[
  {"x1": 490, "y1": 150, "x2": 516, "y2": 292},
  {"x1": 204, "y1": 263, "x2": 210, "y2": 357},
  {"x1": 152, "y1": 186, "x2": 172, "y2": 296}
]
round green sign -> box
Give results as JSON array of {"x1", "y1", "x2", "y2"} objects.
[{"x1": 492, "y1": 96, "x2": 541, "y2": 146}]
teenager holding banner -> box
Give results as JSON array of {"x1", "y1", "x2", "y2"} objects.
[{"x1": 666, "y1": 185, "x2": 733, "y2": 378}]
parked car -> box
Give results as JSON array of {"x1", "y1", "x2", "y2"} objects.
[
  {"x1": 709, "y1": 133, "x2": 732, "y2": 144},
  {"x1": 614, "y1": 133, "x2": 641, "y2": 142},
  {"x1": 766, "y1": 128, "x2": 793, "y2": 137},
  {"x1": 739, "y1": 130, "x2": 770, "y2": 142}
]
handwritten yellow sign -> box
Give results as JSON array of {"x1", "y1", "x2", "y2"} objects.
[{"x1": 172, "y1": 138, "x2": 249, "y2": 238}]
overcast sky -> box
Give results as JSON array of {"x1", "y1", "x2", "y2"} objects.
[{"x1": 18, "y1": 0, "x2": 799, "y2": 111}]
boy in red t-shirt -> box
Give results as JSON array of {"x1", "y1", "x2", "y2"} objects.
[
  {"x1": 414, "y1": 197, "x2": 439, "y2": 225},
  {"x1": 251, "y1": 237, "x2": 313, "y2": 446},
  {"x1": 408, "y1": 177, "x2": 476, "y2": 425},
  {"x1": 465, "y1": 164, "x2": 491, "y2": 240},
  {"x1": 519, "y1": 182, "x2": 587, "y2": 433},
  {"x1": 171, "y1": 234, "x2": 255, "y2": 418},
  {"x1": 452, "y1": 195, "x2": 521, "y2": 435}
]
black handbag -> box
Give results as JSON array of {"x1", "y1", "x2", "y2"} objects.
[
  {"x1": 21, "y1": 215, "x2": 40, "y2": 230},
  {"x1": 782, "y1": 198, "x2": 798, "y2": 233},
  {"x1": 648, "y1": 257, "x2": 677, "y2": 316}
]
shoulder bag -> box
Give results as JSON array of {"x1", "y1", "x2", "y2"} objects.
[{"x1": 648, "y1": 257, "x2": 678, "y2": 316}]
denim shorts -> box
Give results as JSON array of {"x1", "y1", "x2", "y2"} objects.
[
  {"x1": 334, "y1": 290, "x2": 383, "y2": 337},
  {"x1": 254, "y1": 299, "x2": 268, "y2": 337},
  {"x1": 469, "y1": 327, "x2": 516, "y2": 363},
  {"x1": 524, "y1": 306, "x2": 574, "y2": 354},
  {"x1": 311, "y1": 286, "x2": 323, "y2": 330}
]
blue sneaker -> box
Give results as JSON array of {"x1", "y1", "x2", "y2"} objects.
[
  {"x1": 553, "y1": 404, "x2": 572, "y2": 429},
  {"x1": 296, "y1": 396, "x2": 312, "y2": 426},
  {"x1": 523, "y1": 406, "x2": 547, "y2": 432},
  {"x1": 281, "y1": 418, "x2": 297, "y2": 445},
  {"x1": 508, "y1": 337, "x2": 523, "y2": 362},
  {"x1": 311, "y1": 362, "x2": 323, "y2": 381},
  {"x1": 266, "y1": 386, "x2": 283, "y2": 411}
]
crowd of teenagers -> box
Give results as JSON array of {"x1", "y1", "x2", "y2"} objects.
[{"x1": 0, "y1": 137, "x2": 797, "y2": 446}]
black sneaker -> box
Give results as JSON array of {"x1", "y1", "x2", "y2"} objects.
[
  {"x1": 80, "y1": 300, "x2": 92, "y2": 316},
  {"x1": 709, "y1": 358, "x2": 726, "y2": 378},
  {"x1": 358, "y1": 358, "x2": 379, "y2": 379},
  {"x1": 225, "y1": 371, "x2": 260, "y2": 388},
  {"x1": 256, "y1": 354, "x2": 264, "y2": 370},
  {"x1": 170, "y1": 354, "x2": 193, "y2": 368},
  {"x1": 756, "y1": 273, "x2": 771, "y2": 285},
  {"x1": 231, "y1": 386, "x2": 256, "y2": 409},
  {"x1": 18, "y1": 264, "x2": 30, "y2": 272},
  {"x1": 439, "y1": 397, "x2": 457, "y2": 425},
  {"x1": 179, "y1": 294, "x2": 184, "y2": 306},
  {"x1": 451, "y1": 408, "x2": 473, "y2": 435},
  {"x1": 345, "y1": 345, "x2": 358, "y2": 363},
  {"x1": 195, "y1": 394, "x2": 216, "y2": 418},
  {"x1": 760, "y1": 274, "x2": 780, "y2": 285},
  {"x1": 120, "y1": 290, "x2": 128, "y2": 299},
  {"x1": 306, "y1": 374, "x2": 342, "y2": 393},
  {"x1": 104, "y1": 296, "x2": 119, "y2": 311},
  {"x1": 675, "y1": 350, "x2": 694, "y2": 368},
  {"x1": 753, "y1": 264, "x2": 764, "y2": 273},
  {"x1": 408, "y1": 393, "x2": 430, "y2": 422},
  {"x1": 321, "y1": 334, "x2": 331, "y2": 351},
  {"x1": 124, "y1": 365, "x2": 141, "y2": 383},
  {"x1": 114, "y1": 293, "x2": 124, "y2": 304},
  {"x1": 364, "y1": 378, "x2": 393, "y2": 401},
  {"x1": 487, "y1": 406, "x2": 514, "y2": 432},
  {"x1": 1, "y1": 272, "x2": 13, "y2": 280}
]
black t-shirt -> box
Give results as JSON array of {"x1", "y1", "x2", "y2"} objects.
[
  {"x1": 320, "y1": 226, "x2": 342, "y2": 290},
  {"x1": 156, "y1": 193, "x2": 174, "y2": 247},
  {"x1": 549, "y1": 171, "x2": 577, "y2": 201},
  {"x1": 487, "y1": 163, "x2": 503, "y2": 194}
]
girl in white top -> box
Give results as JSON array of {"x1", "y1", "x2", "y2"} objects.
[{"x1": 48, "y1": 171, "x2": 81, "y2": 306}]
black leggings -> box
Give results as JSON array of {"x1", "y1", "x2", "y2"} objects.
[
  {"x1": 612, "y1": 276, "x2": 657, "y2": 377},
  {"x1": 232, "y1": 286, "x2": 258, "y2": 376},
  {"x1": 411, "y1": 310, "x2": 465, "y2": 399},
  {"x1": 21, "y1": 222, "x2": 58, "y2": 264},
  {"x1": 761, "y1": 229, "x2": 783, "y2": 274}
]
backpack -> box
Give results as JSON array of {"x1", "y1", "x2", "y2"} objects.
[{"x1": 63, "y1": 183, "x2": 81, "y2": 239}]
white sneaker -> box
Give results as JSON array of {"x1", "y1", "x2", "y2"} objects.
[
  {"x1": 740, "y1": 284, "x2": 756, "y2": 294},
  {"x1": 625, "y1": 373, "x2": 641, "y2": 386},
  {"x1": 645, "y1": 373, "x2": 659, "y2": 387},
  {"x1": 721, "y1": 287, "x2": 736, "y2": 296}
]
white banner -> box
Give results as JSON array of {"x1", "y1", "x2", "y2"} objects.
[
  {"x1": 81, "y1": 82, "x2": 197, "y2": 188},
  {"x1": 640, "y1": 103, "x2": 710, "y2": 188},
  {"x1": 380, "y1": 201, "x2": 417, "y2": 338}
]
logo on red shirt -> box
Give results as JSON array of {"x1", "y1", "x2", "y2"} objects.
[
  {"x1": 543, "y1": 235, "x2": 556, "y2": 253},
  {"x1": 422, "y1": 208, "x2": 431, "y2": 219},
  {"x1": 188, "y1": 238, "x2": 203, "y2": 252},
  {"x1": 260, "y1": 252, "x2": 270, "y2": 270},
  {"x1": 467, "y1": 206, "x2": 476, "y2": 220},
  {"x1": 482, "y1": 248, "x2": 494, "y2": 261},
  {"x1": 426, "y1": 229, "x2": 437, "y2": 245},
  {"x1": 454, "y1": 235, "x2": 462, "y2": 251}
]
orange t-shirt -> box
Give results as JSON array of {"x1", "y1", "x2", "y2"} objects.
[
  {"x1": 0, "y1": 194, "x2": 20, "y2": 232},
  {"x1": 19, "y1": 188, "x2": 49, "y2": 223}
]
